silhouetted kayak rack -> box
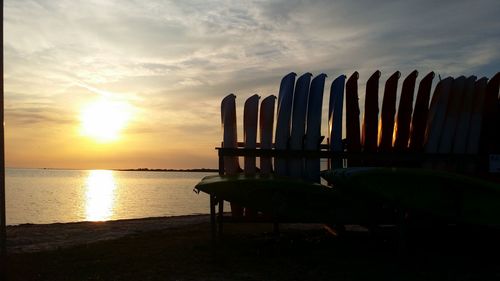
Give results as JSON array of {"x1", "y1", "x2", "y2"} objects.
[{"x1": 195, "y1": 71, "x2": 500, "y2": 244}]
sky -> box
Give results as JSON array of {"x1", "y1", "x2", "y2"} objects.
[{"x1": 4, "y1": 0, "x2": 500, "y2": 169}]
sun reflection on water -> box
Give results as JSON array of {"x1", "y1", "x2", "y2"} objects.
[{"x1": 85, "y1": 170, "x2": 116, "y2": 221}]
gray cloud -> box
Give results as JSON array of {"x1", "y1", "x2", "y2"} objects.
[
  {"x1": 4, "y1": 0, "x2": 500, "y2": 168},
  {"x1": 5, "y1": 0, "x2": 499, "y2": 89},
  {"x1": 6, "y1": 110, "x2": 73, "y2": 126}
]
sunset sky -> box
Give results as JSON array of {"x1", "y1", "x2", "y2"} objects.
[{"x1": 4, "y1": 0, "x2": 500, "y2": 169}]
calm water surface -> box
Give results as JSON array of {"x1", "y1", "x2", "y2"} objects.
[{"x1": 6, "y1": 168, "x2": 217, "y2": 225}]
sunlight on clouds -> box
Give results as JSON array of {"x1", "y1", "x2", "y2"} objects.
[{"x1": 3, "y1": 0, "x2": 500, "y2": 169}]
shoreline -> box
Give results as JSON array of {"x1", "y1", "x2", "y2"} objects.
[
  {"x1": 115, "y1": 168, "x2": 218, "y2": 172},
  {"x1": 7, "y1": 214, "x2": 212, "y2": 253},
  {"x1": 6, "y1": 167, "x2": 219, "y2": 172}
]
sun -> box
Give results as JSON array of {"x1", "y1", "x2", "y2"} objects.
[{"x1": 80, "y1": 98, "x2": 131, "y2": 142}]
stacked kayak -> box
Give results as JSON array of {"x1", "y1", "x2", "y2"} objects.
[
  {"x1": 322, "y1": 167, "x2": 500, "y2": 227},
  {"x1": 195, "y1": 174, "x2": 340, "y2": 221}
]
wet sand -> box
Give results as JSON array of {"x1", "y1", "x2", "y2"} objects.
[{"x1": 6, "y1": 215, "x2": 500, "y2": 280}]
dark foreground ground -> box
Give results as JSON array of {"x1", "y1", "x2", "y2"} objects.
[{"x1": 6, "y1": 218, "x2": 500, "y2": 281}]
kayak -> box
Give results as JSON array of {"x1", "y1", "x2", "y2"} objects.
[
  {"x1": 321, "y1": 167, "x2": 500, "y2": 227},
  {"x1": 195, "y1": 174, "x2": 340, "y2": 221}
]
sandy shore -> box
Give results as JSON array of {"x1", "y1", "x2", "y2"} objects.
[
  {"x1": 7, "y1": 215, "x2": 212, "y2": 253},
  {"x1": 7, "y1": 215, "x2": 330, "y2": 254},
  {"x1": 6, "y1": 215, "x2": 500, "y2": 280}
]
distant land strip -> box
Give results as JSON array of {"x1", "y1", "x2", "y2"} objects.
[{"x1": 116, "y1": 168, "x2": 218, "y2": 172}]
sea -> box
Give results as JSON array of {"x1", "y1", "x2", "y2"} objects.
[{"x1": 5, "y1": 168, "x2": 218, "y2": 226}]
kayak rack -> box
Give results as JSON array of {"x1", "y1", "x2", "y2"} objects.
[
  {"x1": 196, "y1": 70, "x2": 500, "y2": 246},
  {"x1": 209, "y1": 146, "x2": 495, "y2": 241}
]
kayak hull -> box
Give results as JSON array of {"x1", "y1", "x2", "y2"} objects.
[{"x1": 322, "y1": 168, "x2": 500, "y2": 227}]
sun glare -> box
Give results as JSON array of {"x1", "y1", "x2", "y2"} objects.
[
  {"x1": 80, "y1": 98, "x2": 131, "y2": 142},
  {"x1": 85, "y1": 170, "x2": 116, "y2": 221}
]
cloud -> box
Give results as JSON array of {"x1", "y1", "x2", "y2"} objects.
[
  {"x1": 8, "y1": 0, "x2": 498, "y2": 91},
  {"x1": 5, "y1": 110, "x2": 74, "y2": 126},
  {"x1": 4, "y1": 0, "x2": 500, "y2": 168}
]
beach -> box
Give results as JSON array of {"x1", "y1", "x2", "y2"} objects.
[
  {"x1": 6, "y1": 215, "x2": 500, "y2": 280},
  {"x1": 7, "y1": 215, "x2": 212, "y2": 253}
]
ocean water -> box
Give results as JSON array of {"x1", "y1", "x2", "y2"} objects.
[{"x1": 5, "y1": 168, "x2": 217, "y2": 225}]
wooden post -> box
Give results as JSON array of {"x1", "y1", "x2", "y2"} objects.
[
  {"x1": 218, "y1": 143, "x2": 224, "y2": 176},
  {"x1": 1, "y1": 0, "x2": 7, "y2": 271}
]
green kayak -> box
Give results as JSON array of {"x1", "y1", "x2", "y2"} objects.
[
  {"x1": 321, "y1": 167, "x2": 500, "y2": 226},
  {"x1": 195, "y1": 174, "x2": 344, "y2": 222},
  {"x1": 195, "y1": 174, "x2": 393, "y2": 223}
]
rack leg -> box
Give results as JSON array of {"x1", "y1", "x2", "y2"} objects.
[
  {"x1": 398, "y1": 209, "x2": 408, "y2": 256},
  {"x1": 210, "y1": 195, "x2": 216, "y2": 243},
  {"x1": 218, "y1": 200, "x2": 224, "y2": 238}
]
